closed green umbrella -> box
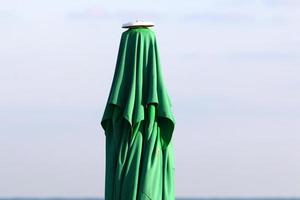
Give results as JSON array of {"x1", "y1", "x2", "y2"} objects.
[{"x1": 101, "y1": 22, "x2": 175, "y2": 200}]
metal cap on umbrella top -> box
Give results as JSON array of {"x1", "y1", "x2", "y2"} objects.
[
  {"x1": 122, "y1": 20, "x2": 155, "y2": 28},
  {"x1": 101, "y1": 21, "x2": 175, "y2": 200}
]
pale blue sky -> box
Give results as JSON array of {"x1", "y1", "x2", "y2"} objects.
[{"x1": 0, "y1": 0, "x2": 300, "y2": 198}]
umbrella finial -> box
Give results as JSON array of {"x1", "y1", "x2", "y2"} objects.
[{"x1": 122, "y1": 20, "x2": 155, "y2": 28}]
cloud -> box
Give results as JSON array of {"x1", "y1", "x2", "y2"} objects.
[
  {"x1": 67, "y1": 7, "x2": 164, "y2": 22},
  {"x1": 67, "y1": 7, "x2": 111, "y2": 20},
  {"x1": 181, "y1": 12, "x2": 255, "y2": 25},
  {"x1": 0, "y1": 10, "x2": 17, "y2": 19},
  {"x1": 113, "y1": 10, "x2": 164, "y2": 22},
  {"x1": 215, "y1": 0, "x2": 300, "y2": 7},
  {"x1": 227, "y1": 51, "x2": 300, "y2": 62},
  {"x1": 262, "y1": 0, "x2": 300, "y2": 7}
]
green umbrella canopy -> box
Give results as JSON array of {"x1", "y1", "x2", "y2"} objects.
[{"x1": 101, "y1": 27, "x2": 175, "y2": 200}]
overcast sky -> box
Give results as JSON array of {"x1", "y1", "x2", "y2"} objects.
[{"x1": 0, "y1": 0, "x2": 300, "y2": 198}]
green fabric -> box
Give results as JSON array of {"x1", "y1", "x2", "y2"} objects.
[{"x1": 101, "y1": 27, "x2": 175, "y2": 200}]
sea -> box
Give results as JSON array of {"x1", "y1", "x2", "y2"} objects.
[{"x1": 0, "y1": 198, "x2": 299, "y2": 200}]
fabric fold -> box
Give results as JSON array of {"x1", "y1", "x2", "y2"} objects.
[{"x1": 101, "y1": 27, "x2": 175, "y2": 148}]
